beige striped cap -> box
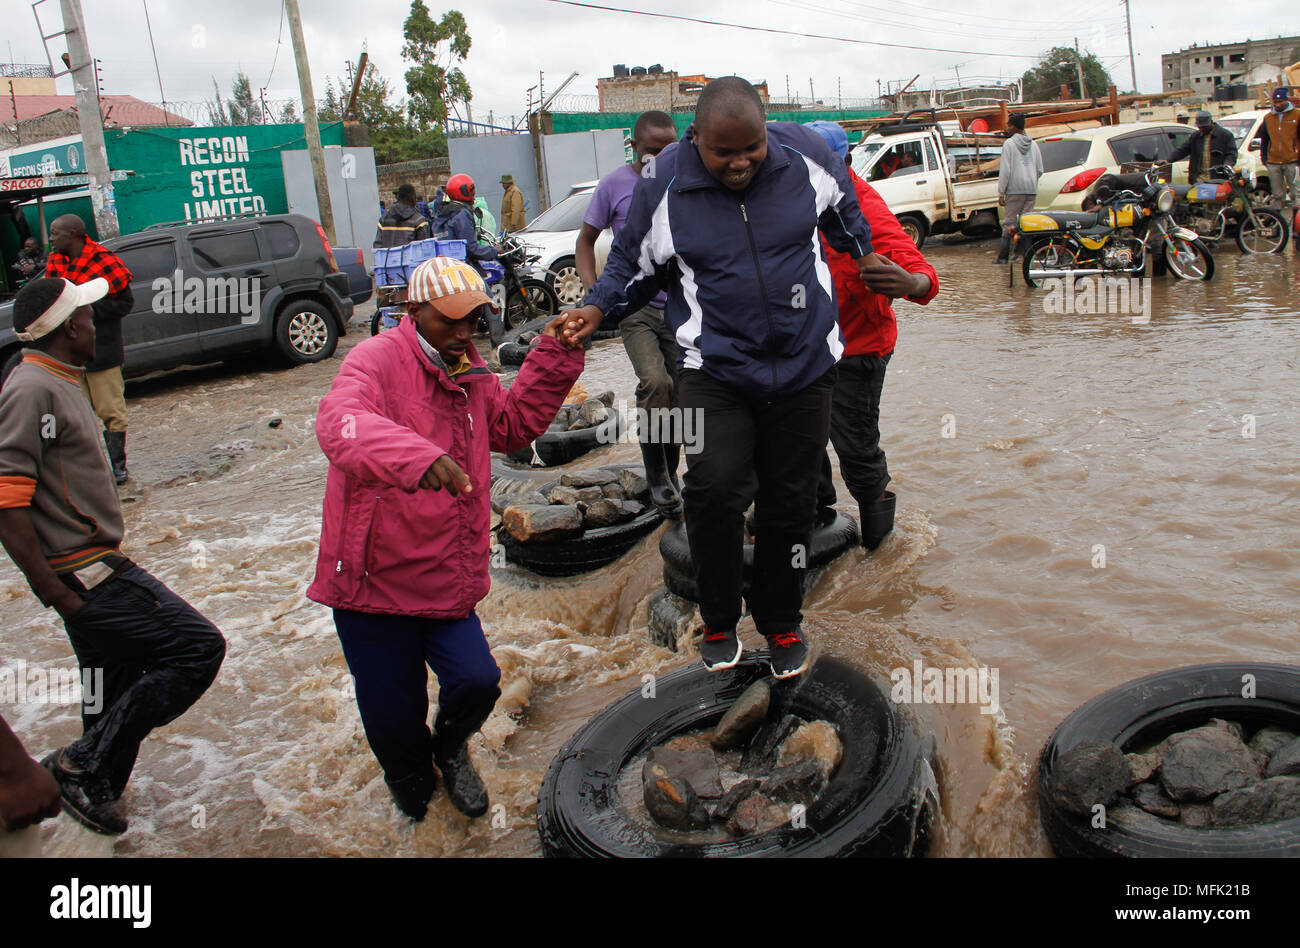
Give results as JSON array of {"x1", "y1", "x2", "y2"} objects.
[{"x1": 407, "y1": 256, "x2": 498, "y2": 319}]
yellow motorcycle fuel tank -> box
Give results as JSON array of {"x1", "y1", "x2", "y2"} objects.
[
  {"x1": 1105, "y1": 205, "x2": 1138, "y2": 228},
  {"x1": 1018, "y1": 213, "x2": 1061, "y2": 232}
]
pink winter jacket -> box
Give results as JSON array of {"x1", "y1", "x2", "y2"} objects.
[{"x1": 306, "y1": 318, "x2": 584, "y2": 618}]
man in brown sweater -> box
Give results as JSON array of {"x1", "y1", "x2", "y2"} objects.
[
  {"x1": 499, "y1": 174, "x2": 526, "y2": 232},
  {"x1": 0, "y1": 278, "x2": 225, "y2": 836}
]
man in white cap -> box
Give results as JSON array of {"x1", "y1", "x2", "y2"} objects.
[
  {"x1": 307, "y1": 257, "x2": 583, "y2": 821},
  {"x1": 0, "y1": 278, "x2": 226, "y2": 837}
]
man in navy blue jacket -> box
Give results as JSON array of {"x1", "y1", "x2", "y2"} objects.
[{"x1": 565, "y1": 78, "x2": 893, "y2": 679}]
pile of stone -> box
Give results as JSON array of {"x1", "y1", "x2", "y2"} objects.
[
  {"x1": 1051, "y1": 719, "x2": 1300, "y2": 829},
  {"x1": 551, "y1": 390, "x2": 616, "y2": 432},
  {"x1": 639, "y1": 679, "x2": 843, "y2": 836},
  {"x1": 502, "y1": 467, "x2": 653, "y2": 541}
]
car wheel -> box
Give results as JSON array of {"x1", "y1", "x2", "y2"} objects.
[
  {"x1": 547, "y1": 256, "x2": 585, "y2": 307},
  {"x1": 537, "y1": 654, "x2": 938, "y2": 857},
  {"x1": 275, "y1": 300, "x2": 338, "y2": 365},
  {"x1": 898, "y1": 215, "x2": 928, "y2": 249}
]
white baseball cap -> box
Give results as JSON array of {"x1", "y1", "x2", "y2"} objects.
[{"x1": 15, "y1": 277, "x2": 109, "y2": 342}]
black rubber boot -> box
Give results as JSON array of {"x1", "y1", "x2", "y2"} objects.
[
  {"x1": 384, "y1": 769, "x2": 437, "y2": 821},
  {"x1": 641, "y1": 439, "x2": 683, "y2": 519},
  {"x1": 862, "y1": 491, "x2": 896, "y2": 551},
  {"x1": 994, "y1": 233, "x2": 1012, "y2": 264},
  {"x1": 663, "y1": 441, "x2": 682, "y2": 491},
  {"x1": 433, "y1": 744, "x2": 489, "y2": 818},
  {"x1": 104, "y1": 431, "x2": 128, "y2": 485}
]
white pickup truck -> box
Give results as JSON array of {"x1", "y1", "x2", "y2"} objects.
[{"x1": 849, "y1": 116, "x2": 1003, "y2": 248}]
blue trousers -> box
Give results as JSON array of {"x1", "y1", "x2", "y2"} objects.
[{"x1": 333, "y1": 610, "x2": 501, "y2": 783}]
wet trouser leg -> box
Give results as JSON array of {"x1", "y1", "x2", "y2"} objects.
[
  {"x1": 826, "y1": 352, "x2": 892, "y2": 509},
  {"x1": 620, "y1": 304, "x2": 678, "y2": 418},
  {"x1": 62, "y1": 565, "x2": 226, "y2": 798},
  {"x1": 678, "y1": 367, "x2": 833, "y2": 639},
  {"x1": 334, "y1": 610, "x2": 500, "y2": 780}
]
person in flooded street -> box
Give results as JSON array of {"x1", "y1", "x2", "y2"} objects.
[
  {"x1": 307, "y1": 257, "x2": 583, "y2": 821},
  {"x1": 1167, "y1": 111, "x2": 1237, "y2": 184},
  {"x1": 996, "y1": 113, "x2": 1043, "y2": 264},
  {"x1": 576, "y1": 110, "x2": 683, "y2": 517},
  {"x1": 0, "y1": 278, "x2": 226, "y2": 836},
  {"x1": 43, "y1": 214, "x2": 134, "y2": 484},
  {"x1": 432, "y1": 174, "x2": 507, "y2": 346},
  {"x1": 375, "y1": 183, "x2": 432, "y2": 248},
  {"x1": 1256, "y1": 87, "x2": 1300, "y2": 234},
  {"x1": 564, "y1": 77, "x2": 890, "y2": 680},
  {"x1": 803, "y1": 121, "x2": 939, "y2": 551}
]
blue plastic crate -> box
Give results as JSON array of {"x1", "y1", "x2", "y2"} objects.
[{"x1": 434, "y1": 239, "x2": 467, "y2": 260}]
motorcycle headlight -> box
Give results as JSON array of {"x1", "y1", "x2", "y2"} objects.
[{"x1": 1157, "y1": 187, "x2": 1174, "y2": 213}]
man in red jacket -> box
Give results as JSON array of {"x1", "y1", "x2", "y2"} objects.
[{"x1": 804, "y1": 122, "x2": 939, "y2": 549}]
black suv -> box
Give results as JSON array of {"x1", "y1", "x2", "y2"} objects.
[{"x1": 0, "y1": 213, "x2": 355, "y2": 385}]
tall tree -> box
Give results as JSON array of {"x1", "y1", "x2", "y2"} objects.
[
  {"x1": 205, "y1": 71, "x2": 265, "y2": 125},
  {"x1": 1020, "y1": 47, "x2": 1115, "y2": 102},
  {"x1": 402, "y1": 3, "x2": 472, "y2": 134}
]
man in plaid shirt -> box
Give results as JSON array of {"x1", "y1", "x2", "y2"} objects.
[{"x1": 44, "y1": 215, "x2": 134, "y2": 484}]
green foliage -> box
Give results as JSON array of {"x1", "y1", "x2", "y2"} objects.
[
  {"x1": 1020, "y1": 46, "x2": 1116, "y2": 101},
  {"x1": 402, "y1": 2, "x2": 473, "y2": 131},
  {"x1": 205, "y1": 71, "x2": 265, "y2": 126},
  {"x1": 318, "y1": 59, "x2": 448, "y2": 162}
]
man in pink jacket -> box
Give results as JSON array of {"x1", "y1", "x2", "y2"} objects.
[{"x1": 307, "y1": 256, "x2": 584, "y2": 821}]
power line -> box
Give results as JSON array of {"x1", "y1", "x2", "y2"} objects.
[
  {"x1": 543, "y1": 0, "x2": 1044, "y2": 57},
  {"x1": 771, "y1": 0, "x2": 1125, "y2": 43},
  {"x1": 265, "y1": 0, "x2": 287, "y2": 90}
]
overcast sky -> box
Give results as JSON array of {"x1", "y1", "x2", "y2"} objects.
[{"x1": 5, "y1": 0, "x2": 1299, "y2": 125}]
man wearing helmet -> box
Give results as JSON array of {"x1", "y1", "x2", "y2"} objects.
[{"x1": 433, "y1": 174, "x2": 505, "y2": 344}]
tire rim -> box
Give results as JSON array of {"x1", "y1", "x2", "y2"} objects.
[
  {"x1": 901, "y1": 221, "x2": 921, "y2": 245},
  {"x1": 1239, "y1": 215, "x2": 1284, "y2": 254},
  {"x1": 552, "y1": 265, "x2": 585, "y2": 305},
  {"x1": 1166, "y1": 240, "x2": 1206, "y2": 278},
  {"x1": 288, "y1": 310, "x2": 329, "y2": 354}
]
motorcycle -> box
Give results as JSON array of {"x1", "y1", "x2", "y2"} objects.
[
  {"x1": 1018, "y1": 169, "x2": 1214, "y2": 288},
  {"x1": 369, "y1": 234, "x2": 560, "y2": 337},
  {"x1": 1162, "y1": 163, "x2": 1290, "y2": 254}
]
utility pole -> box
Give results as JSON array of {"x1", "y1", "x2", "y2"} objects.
[
  {"x1": 1074, "y1": 37, "x2": 1088, "y2": 98},
  {"x1": 58, "y1": 0, "x2": 118, "y2": 238},
  {"x1": 1123, "y1": 0, "x2": 1137, "y2": 92},
  {"x1": 809, "y1": 77, "x2": 815, "y2": 106},
  {"x1": 285, "y1": 0, "x2": 335, "y2": 243}
]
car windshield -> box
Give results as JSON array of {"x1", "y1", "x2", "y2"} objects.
[
  {"x1": 850, "y1": 142, "x2": 884, "y2": 176},
  {"x1": 1039, "y1": 139, "x2": 1092, "y2": 172},
  {"x1": 522, "y1": 191, "x2": 594, "y2": 233},
  {"x1": 1217, "y1": 117, "x2": 1256, "y2": 147}
]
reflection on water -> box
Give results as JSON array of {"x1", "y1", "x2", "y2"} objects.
[{"x1": 3, "y1": 240, "x2": 1297, "y2": 857}]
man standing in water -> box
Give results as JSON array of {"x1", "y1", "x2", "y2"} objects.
[
  {"x1": 564, "y1": 78, "x2": 888, "y2": 680},
  {"x1": 43, "y1": 215, "x2": 134, "y2": 483},
  {"x1": 996, "y1": 113, "x2": 1043, "y2": 264},
  {"x1": 0, "y1": 278, "x2": 225, "y2": 836},
  {"x1": 576, "y1": 110, "x2": 683, "y2": 517}
]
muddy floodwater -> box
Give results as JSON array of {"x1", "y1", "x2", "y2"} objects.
[{"x1": 3, "y1": 237, "x2": 1298, "y2": 857}]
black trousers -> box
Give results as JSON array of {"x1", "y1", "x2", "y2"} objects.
[
  {"x1": 61, "y1": 565, "x2": 226, "y2": 798},
  {"x1": 677, "y1": 367, "x2": 835, "y2": 638},
  {"x1": 817, "y1": 352, "x2": 892, "y2": 512}
]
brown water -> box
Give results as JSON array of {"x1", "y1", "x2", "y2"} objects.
[{"x1": 3, "y1": 237, "x2": 1298, "y2": 858}]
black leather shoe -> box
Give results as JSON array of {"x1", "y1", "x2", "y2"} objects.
[
  {"x1": 434, "y1": 744, "x2": 489, "y2": 818},
  {"x1": 42, "y1": 750, "x2": 128, "y2": 835}
]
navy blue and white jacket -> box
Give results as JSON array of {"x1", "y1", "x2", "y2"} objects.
[{"x1": 583, "y1": 122, "x2": 873, "y2": 397}]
